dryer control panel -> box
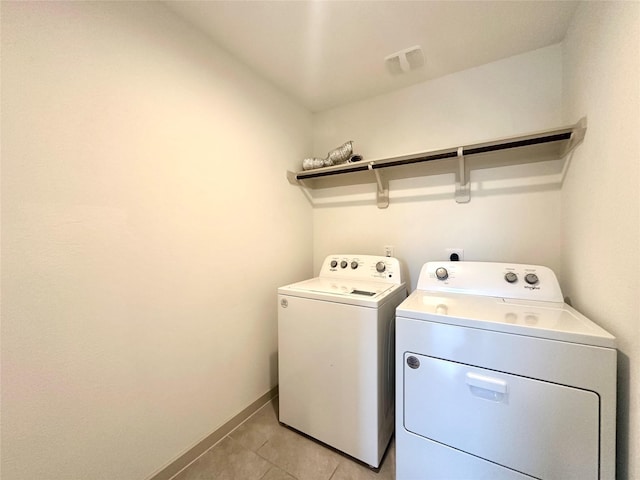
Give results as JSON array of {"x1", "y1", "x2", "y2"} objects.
[
  {"x1": 417, "y1": 261, "x2": 563, "y2": 302},
  {"x1": 320, "y1": 254, "x2": 403, "y2": 285}
]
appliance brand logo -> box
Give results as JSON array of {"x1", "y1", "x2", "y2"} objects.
[
  {"x1": 406, "y1": 356, "x2": 420, "y2": 369},
  {"x1": 524, "y1": 285, "x2": 540, "y2": 291}
]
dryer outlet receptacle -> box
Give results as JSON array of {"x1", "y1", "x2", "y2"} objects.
[{"x1": 446, "y1": 248, "x2": 464, "y2": 261}]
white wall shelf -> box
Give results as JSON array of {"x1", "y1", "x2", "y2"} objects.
[{"x1": 287, "y1": 118, "x2": 586, "y2": 208}]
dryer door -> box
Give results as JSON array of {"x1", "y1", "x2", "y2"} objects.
[{"x1": 403, "y1": 353, "x2": 600, "y2": 480}]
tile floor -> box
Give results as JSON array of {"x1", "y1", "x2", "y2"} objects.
[{"x1": 172, "y1": 397, "x2": 395, "y2": 480}]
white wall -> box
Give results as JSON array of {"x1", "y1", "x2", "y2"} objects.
[
  {"x1": 0, "y1": 2, "x2": 312, "y2": 479},
  {"x1": 3, "y1": 2, "x2": 637, "y2": 479},
  {"x1": 312, "y1": 45, "x2": 564, "y2": 288},
  {"x1": 561, "y1": 3, "x2": 640, "y2": 479}
]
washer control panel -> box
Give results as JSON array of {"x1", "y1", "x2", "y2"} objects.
[
  {"x1": 320, "y1": 254, "x2": 403, "y2": 285},
  {"x1": 416, "y1": 261, "x2": 563, "y2": 302}
]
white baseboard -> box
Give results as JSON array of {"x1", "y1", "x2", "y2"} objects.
[{"x1": 147, "y1": 386, "x2": 278, "y2": 480}]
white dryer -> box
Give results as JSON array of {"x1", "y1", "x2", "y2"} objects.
[
  {"x1": 396, "y1": 261, "x2": 616, "y2": 480},
  {"x1": 278, "y1": 254, "x2": 407, "y2": 468}
]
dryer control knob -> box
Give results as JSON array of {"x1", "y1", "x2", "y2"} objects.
[
  {"x1": 505, "y1": 272, "x2": 518, "y2": 283},
  {"x1": 376, "y1": 261, "x2": 386, "y2": 273},
  {"x1": 330, "y1": 260, "x2": 338, "y2": 268},
  {"x1": 435, "y1": 267, "x2": 448, "y2": 280},
  {"x1": 351, "y1": 261, "x2": 358, "y2": 269},
  {"x1": 525, "y1": 273, "x2": 539, "y2": 285},
  {"x1": 340, "y1": 260, "x2": 348, "y2": 269}
]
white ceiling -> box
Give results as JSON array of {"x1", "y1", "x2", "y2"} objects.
[{"x1": 165, "y1": 1, "x2": 579, "y2": 112}]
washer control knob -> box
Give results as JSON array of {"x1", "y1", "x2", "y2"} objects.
[
  {"x1": 435, "y1": 267, "x2": 448, "y2": 280},
  {"x1": 375, "y1": 261, "x2": 386, "y2": 273},
  {"x1": 504, "y1": 272, "x2": 518, "y2": 283},
  {"x1": 351, "y1": 261, "x2": 358, "y2": 270},
  {"x1": 330, "y1": 260, "x2": 338, "y2": 268},
  {"x1": 525, "y1": 273, "x2": 539, "y2": 285},
  {"x1": 340, "y1": 260, "x2": 348, "y2": 269}
]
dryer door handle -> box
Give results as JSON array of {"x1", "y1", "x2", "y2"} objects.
[{"x1": 465, "y1": 372, "x2": 508, "y2": 402}]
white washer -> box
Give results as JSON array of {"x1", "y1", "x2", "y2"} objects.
[
  {"x1": 396, "y1": 261, "x2": 616, "y2": 480},
  {"x1": 278, "y1": 254, "x2": 407, "y2": 468}
]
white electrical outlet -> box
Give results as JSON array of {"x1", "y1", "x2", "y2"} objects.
[
  {"x1": 446, "y1": 248, "x2": 464, "y2": 261},
  {"x1": 384, "y1": 245, "x2": 394, "y2": 257}
]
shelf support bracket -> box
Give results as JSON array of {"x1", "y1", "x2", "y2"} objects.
[
  {"x1": 455, "y1": 147, "x2": 470, "y2": 203},
  {"x1": 286, "y1": 170, "x2": 314, "y2": 206},
  {"x1": 368, "y1": 163, "x2": 389, "y2": 209},
  {"x1": 561, "y1": 116, "x2": 587, "y2": 158}
]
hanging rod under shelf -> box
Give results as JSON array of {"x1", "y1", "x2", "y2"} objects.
[{"x1": 288, "y1": 118, "x2": 586, "y2": 206}]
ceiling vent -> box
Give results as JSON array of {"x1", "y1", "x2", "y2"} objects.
[{"x1": 385, "y1": 45, "x2": 425, "y2": 75}]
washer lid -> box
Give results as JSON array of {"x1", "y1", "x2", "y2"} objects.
[
  {"x1": 278, "y1": 277, "x2": 403, "y2": 307},
  {"x1": 396, "y1": 291, "x2": 615, "y2": 348}
]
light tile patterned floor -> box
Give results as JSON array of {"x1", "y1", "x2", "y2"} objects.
[{"x1": 172, "y1": 397, "x2": 395, "y2": 480}]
